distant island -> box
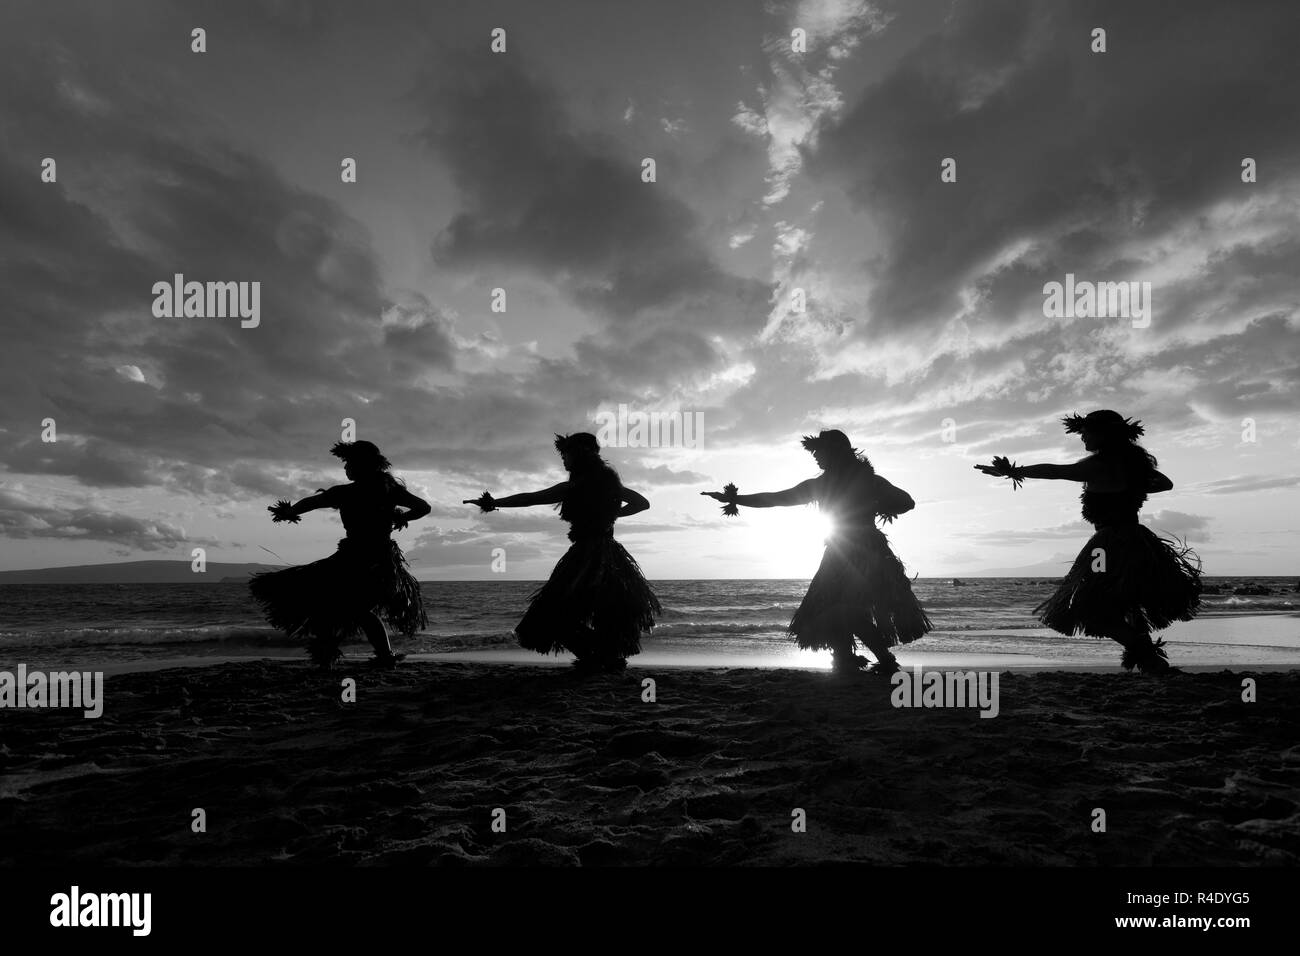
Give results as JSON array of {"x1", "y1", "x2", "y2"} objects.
[
  {"x1": 965, "y1": 561, "x2": 1074, "y2": 577},
  {"x1": 0, "y1": 560, "x2": 282, "y2": 585}
]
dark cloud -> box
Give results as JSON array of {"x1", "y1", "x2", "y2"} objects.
[
  {"x1": 3, "y1": 439, "x2": 157, "y2": 488},
  {"x1": 0, "y1": 29, "x2": 773, "y2": 513},
  {"x1": 1146, "y1": 509, "x2": 1211, "y2": 539},
  {"x1": 402, "y1": 526, "x2": 551, "y2": 570},
  {"x1": 382, "y1": 294, "x2": 459, "y2": 373},
  {"x1": 0, "y1": 1, "x2": 1295, "y2": 574},
  {"x1": 814, "y1": 0, "x2": 1300, "y2": 337},
  {"x1": 414, "y1": 52, "x2": 772, "y2": 327},
  {"x1": 197, "y1": 0, "x2": 349, "y2": 38},
  {"x1": 0, "y1": 31, "x2": 463, "y2": 498},
  {"x1": 0, "y1": 488, "x2": 215, "y2": 552}
]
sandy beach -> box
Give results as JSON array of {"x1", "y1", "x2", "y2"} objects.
[{"x1": 2, "y1": 659, "x2": 1296, "y2": 866}]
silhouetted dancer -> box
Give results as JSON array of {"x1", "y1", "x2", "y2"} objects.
[
  {"x1": 465, "y1": 432, "x2": 661, "y2": 674},
  {"x1": 702, "y1": 429, "x2": 932, "y2": 676},
  {"x1": 975, "y1": 410, "x2": 1201, "y2": 673},
  {"x1": 250, "y1": 440, "x2": 430, "y2": 669}
]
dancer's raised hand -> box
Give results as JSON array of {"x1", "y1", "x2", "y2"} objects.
[
  {"x1": 700, "y1": 483, "x2": 740, "y2": 516},
  {"x1": 974, "y1": 456, "x2": 1023, "y2": 489},
  {"x1": 268, "y1": 499, "x2": 301, "y2": 523},
  {"x1": 464, "y1": 491, "x2": 496, "y2": 513}
]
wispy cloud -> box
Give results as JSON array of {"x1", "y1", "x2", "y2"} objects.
[{"x1": 0, "y1": 487, "x2": 215, "y2": 553}]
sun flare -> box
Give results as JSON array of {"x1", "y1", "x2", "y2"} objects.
[{"x1": 762, "y1": 507, "x2": 835, "y2": 576}]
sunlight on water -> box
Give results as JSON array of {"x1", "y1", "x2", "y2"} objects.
[{"x1": 1, "y1": 578, "x2": 1297, "y2": 671}]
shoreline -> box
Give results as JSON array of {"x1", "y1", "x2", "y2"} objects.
[
  {"x1": 10, "y1": 612, "x2": 1299, "y2": 677},
  {"x1": 87, "y1": 652, "x2": 1300, "y2": 678}
]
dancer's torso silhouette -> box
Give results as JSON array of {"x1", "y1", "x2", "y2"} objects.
[
  {"x1": 976, "y1": 410, "x2": 1199, "y2": 673},
  {"x1": 704, "y1": 430, "x2": 932, "y2": 675},
  {"x1": 250, "y1": 441, "x2": 429, "y2": 668},
  {"x1": 466, "y1": 432, "x2": 661, "y2": 674}
]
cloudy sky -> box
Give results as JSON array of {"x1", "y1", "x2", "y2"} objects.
[{"x1": 2, "y1": 0, "x2": 1297, "y2": 580}]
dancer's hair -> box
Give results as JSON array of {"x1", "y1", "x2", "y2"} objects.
[
  {"x1": 331, "y1": 441, "x2": 406, "y2": 494},
  {"x1": 801, "y1": 429, "x2": 875, "y2": 475},
  {"x1": 554, "y1": 432, "x2": 621, "y2": 525},
  {"x1": 1062, "y1": 410, "x2": 1158, "y2": 486},
  {"x1": 331, "y1": 440, "x2": 390, "y2": 470},
  {"x1": 801, "y1": 428, "x2": 899, "y2": 517}
]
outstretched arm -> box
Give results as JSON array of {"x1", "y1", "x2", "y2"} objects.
[
  {"x1": 619, "y1": 486, "x2": 650, "y2": 518},
  {"x1": 269, "y1": 488, "x2": 337, "y2": 523},
  {"x1": 465, "y1": 482, "x2": 568, "y2": 512},
  {"x1": 702, "y1": 478, "x2": 818, "y2": 509},
  {"x1": 1016, "y1": 461, "x2": 1099, "y2": 481},
  {"x1": 493, "y1": 482, "x2": 568, "y2": 508},
  {"x1": 975, "y1": 456, "x2": 1105, "y2": 484}
]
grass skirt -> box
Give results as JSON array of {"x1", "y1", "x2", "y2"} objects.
[
  {"x1": 249, "y1": 538, "x2": 427, "y2": 666},
  {"x1": 789, "y1": 527, "x2": 932, "y2": 651},
  {"x1": 1035, "y1": 524, "x2": 1201, "y2": 636},
  {"x1": 514, "y1": 534, "x2": 661, "y2": 659}
]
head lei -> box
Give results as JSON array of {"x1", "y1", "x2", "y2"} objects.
[
  {"x1": 800, "y1": 429, "x2": 872, "y2": 472},
  {"x1": 331, "y1": 440, "x2": 392, "y2": 471},
  {"x1": 554, "y1": 432, "x2": 601, "y2": 459},
  {"x1": 1061, "y1": 410, "x2": 1144, "y2": 441},
  {"x1": 800, "y1": 429, "x2": 857, "y2": 457}
]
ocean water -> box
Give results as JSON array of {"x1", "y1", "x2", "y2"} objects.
[{"x1": 2, "y1": 577, "x2": 1298, "y2": 671}]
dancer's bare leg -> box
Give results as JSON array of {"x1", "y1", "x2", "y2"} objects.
[
  {"x1": 825, "y1": 607, "x2": 867, "y2": 673},
  {"x1": 567, "y1": 624, "x2": 602, "y2": 671},
  {"x1": 858, "y1": 623, "x2": 900, "y2": 676},
  {"x1": 307, "y1": 631, "x2": 342, "y2": 671},
  {"x1": 1111, "y1": 619, "x2": 1174, "y2": 673},
  {"x1": 360, "y1": 612, "x2": 397, "y2": 664},
  {"x1": 572, "y1": 613, "x2": 630, "y2": 674},
  {"x1": 830, "y1": 644, "x2": 874, "y2": 674},
  {"x1": 830, "y1": 635, "x2": 861, "y2": 672}
]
